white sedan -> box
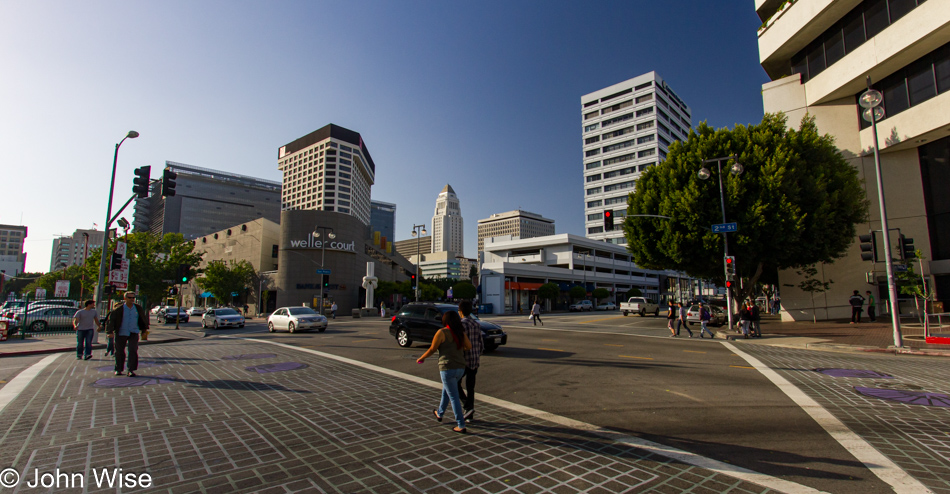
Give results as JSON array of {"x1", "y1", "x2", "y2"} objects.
[
  {"x1": 595, "y1": 302, "x2": 617, "y2": 311},
  {"x1": 201, "y1": 308, "x2": 245, "y2": 329},
  {"x1": 186, "y1": 306, "x2": 206, "y2": 317},
  {"x1": 268, "y1": 307, "x2": 328, "y2": 333}
]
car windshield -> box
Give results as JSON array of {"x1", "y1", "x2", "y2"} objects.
[
  {"x1": 689, "y1": 305, "x2": 700, "y2": 311},
  {"x1": 288, "y1": 307, "x2": 317, "y2": 316},
  {"x1": 216, "y1": 309, "x2": 238, "y2": 315},
  {"x1": 166, "y1": 308, "x2": 180, "y2": 313}
]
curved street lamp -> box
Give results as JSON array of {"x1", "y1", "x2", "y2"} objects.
[
  {"x1": 861, "y1": 77, "x2": 902, "y2": 348},
  {"x1": 411, "y1": 224, "x2": 427, "y2": 301},
  {"x1": 312, "y1": 226, "x2": 335, "y2": 313},
  {"x1": 698, "y1": 154, "x2": 743, "y2": 330},
  {"x1": 95, "y1": 130, "x2": 139, "y2": 311}
]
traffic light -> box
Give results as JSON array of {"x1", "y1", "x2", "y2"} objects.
[
  {"x1": 176, "y1": 264, "x2": 189, "y2": 283},
  {"x1": 323, "y1": 275, "x2": 330, "y2": 288},
  {"x1": 411, "y1": 274, "x2": 416, "y2": 286},
  {"x1": 724, "y1": 256, "x2": 736, "y2": 280},
  {"x1": 161, "y1": 168, "x2": 177, "y2": 197},
  {"x1": 103, "y1": 284, "x2": 115, "y2": 296},
  {"x1": 899, "y1": 235, "x2": 916, "y2": 260},
  {"x1": 725, "y1": 280, "x2": 734, "y2": 289},
  {"x1": 132, "y1": 166, "x2": 151, "y2": 198},
  {"x1": 604, "y1": 210, "x2": 614, "y2": 231},
  {"x1": 859, "y1": 233, "x2": 877, "y2": 262},
  {"x1": 168, "y1": 286, "x2": 178, "y2": 296},
  {"x1": 110, "y1": 253, "x2": 123, "y2": 270}
]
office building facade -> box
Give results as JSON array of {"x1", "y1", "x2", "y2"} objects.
[
  {"x1": 581, "y1": 72, "x2": 692, "y2": 245},
  {"x1": 133, "y1": 162, "x2": 281, "y2": 240},
  {"x1": 393, "y1": 237, "x2": 433, "y2": 264},
  {"x1": 755, "y1": 0, "x2": 950, "y2": 319},
  {"x1": 431, "y1": 184, "x2": 464, "y2": 255},
  {"x1": 278, "y1": 124, "x2": 376, "y2": 226},
  {"x1": 477, "y1": 210, "x2": 555, "y2": 253},
  {"x1": 370, "y1": 200, "x2": 396, "y2": 244},
  {"x1": 0, "y1": 225, "x2": 27, "y2": 276},
  {"x1": 49, "y1": 229, "x2": 105, "y2": 271}
]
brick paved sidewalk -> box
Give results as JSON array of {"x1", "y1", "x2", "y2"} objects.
[
  {"x1": 0, "y1": 328, "x2": 201, "y2": 358},
  {"x1": 0, "y1": 337, "x2": 813, "y2": 494},
  {"x1": 757, "y1": 315, "x2": 950, "y2": 354}
]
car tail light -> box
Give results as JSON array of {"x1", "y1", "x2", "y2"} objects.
[{"x1": 391, "y1": 316, "x2": 396, "y2": 322}]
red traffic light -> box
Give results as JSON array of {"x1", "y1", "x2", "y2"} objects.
[
  {"x1": 725, "y1": 281, "x2": 733, "y2": 288},
  {"x1": 725, "y1": 257, "x2": 734, "y2": 265},
  {"x1": 604, "y1": 211, "x2": 612, "y2": 218}
]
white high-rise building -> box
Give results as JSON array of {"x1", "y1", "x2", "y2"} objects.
[
  {"x1": 49, "y1": 229, "x2": 105, "y2": 272},
  {"x1": 477, "y1": 210, "x2": 555, "y2": 253},
  {"x1": 277, "y1": 124, "x2": 376, "y2": 225},
  {"x1": 581, "y1": 72, "x2": 692, "y2": 245},
  {"x1": 431, "y1": 184, "x2": 464, "y2": 255}
]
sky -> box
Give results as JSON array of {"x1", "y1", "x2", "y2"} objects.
[{"x1": 0, "y1": 1, "x2": 770, "y2": 273}]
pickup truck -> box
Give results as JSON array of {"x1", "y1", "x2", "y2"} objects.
[
  {"x1": 620, "y1": 297, "x2": 660, "y2": 316},
  {"x1": 569, "y1": 300, "x2": 594, "y2": 312}
]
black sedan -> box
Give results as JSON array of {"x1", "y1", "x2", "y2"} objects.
[
  {"x1": 389, "y1": 303, "x2": 507, "y2": 352},
  {"x1": 157, "y1": 307, "x2": 189, "y2": 324}
]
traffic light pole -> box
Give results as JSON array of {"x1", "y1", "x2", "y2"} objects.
[
  {"x1": 702, "y1": 156, "x2": 737, "y2": 331},
  {"x1": 95, "y1": 132, "x2": 138, "y2": 315}
]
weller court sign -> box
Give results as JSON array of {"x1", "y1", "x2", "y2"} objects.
[{"x1": 287, "y1": 237, "x2": 357, "y2": 253}]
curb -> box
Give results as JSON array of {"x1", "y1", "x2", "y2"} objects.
[{"x1": 0, "y1": 336, "x2": 195, "y2": 358}]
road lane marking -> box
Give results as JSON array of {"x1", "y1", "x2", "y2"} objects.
[
  {"x1": 537, "y1": 348, "x2": 567, "y2": 352},
  {"x1": 240, "y1": 336, "x2": 827, "y2": 494},
  {"x1": 723, "y1": 342, "x2": 931, "y2": 494},
  {"x1": 729, "y1": 365, "x2": 755, "y2": 369},
  {"x1": 351, "y1": 338, "x2": 380, "y2": 343},
  {"x1": 0, "y1": 354, "x2": 60, "y2": 415},
  {"x1": 580, "y1": 316, "x2": 626, "y2": 324},
  {"x1": 666, "y1": 389, "x2": 705, "y2": 403},
  {"x1": 683, "y1": 350, "x2": 706, "y2": 354},
  {"x1": 618, "y1": 355, "x2": 653, "y2": 360}
]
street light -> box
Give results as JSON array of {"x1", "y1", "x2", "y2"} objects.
[
  {"x1": 698, "y1": 154, "x2": 743, "y2": 330},
  {"x1": 95, "y1": 130, "x2": 139, "y2": 313},
  {"x1": 861, "y1": 76, "x2": 903, "y2": 348},
  {"x1": 411, "y1": 224, "x2": 427, "y2": 301},
  {"x1": 312, "y1": 226, "x2": 335, "y2": 313}
]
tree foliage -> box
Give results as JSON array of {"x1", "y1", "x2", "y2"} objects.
[
  {"x1": 452, "y1": 281, "x2": 477, "y2": 301},
  {"x1": 624, "y1": 113, "x2": 867, "y2": 304},
  {"x1": 195, "y1": 260, "x2": 254, "y2": 306},
  {"x1": 569, "y1": 285, "x2": 587, "y2": 301},
  {"x1": 538, "y1": 283, "x2": 560, "y2": 302},
  {"x1": 625, "y1": 287, "x2": 642, "y2": 298},
  {"x1": 592, "y1": 288, "x2": 610, "y2": 303},
  {"x1": 20, "y1": 266, "x2": 88, "y2": 300}
]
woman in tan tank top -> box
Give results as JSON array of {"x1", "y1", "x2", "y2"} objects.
[{"x1": 417, "y1": 311, "x2": 472, "y2": 433}]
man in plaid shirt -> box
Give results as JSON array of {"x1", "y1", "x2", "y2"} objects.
[{"x1": 456, "y1": 300, "x2": 483, "y2": 421}]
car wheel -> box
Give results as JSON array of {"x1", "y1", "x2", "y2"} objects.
[
  {"x1": 213, "y1": 321, "x2": 218, "y2": 329},
  {"x1": 30, "y1": 320, "x2": 46, "y2": 331},
  {"x1": 396, "y1": 328, "x2": 412, "y2": 347},
  {"x1": 639, "y1": 309, "x2": 645, "y2": 317},
  {"x1": 268, "y1": 322, "x2": 275, "y2": 333},
  {"x1": 289, "y1": 322, "x2": 296, "y2": 333},
  {"x1": 201, "y1": 319, "x2": 206, "y2": 328},
  {"x1": 654, "y1": 308, "x2": 660, "y2": 316},
  {"x1": 238, "y1": 324, "x2": 244, "y2": 328},
  {"x1": 484, "y1": 342, "x2": 499, "y2": 352},
  {"x1": 318, "y1": 327, "x2": 326, "y2": 333},
  {"x1": 622, "y1": 311, "x2": 628, "y2": 316}
]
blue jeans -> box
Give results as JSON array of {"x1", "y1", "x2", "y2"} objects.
[
  {"x1": 438, "y1": 368, "x2": 466, "y2": 429},
  {"x1": 700, "y1": 321, "x2": 714, "y2": 337},
  {"x1": 106, "y1": 335, "x2": 115, "y2": 355},
  {"x1": 675, "y1": 319, "x2": 692, "y2": 336},
  {"x1": 76, "y1": 329, "x2": 95, "y2": 358}
]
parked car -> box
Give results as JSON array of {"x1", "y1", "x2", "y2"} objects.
[
  {"x1": 595, "y1": 302, "x2": 617, "y2": 311},
  {"x1": 2, "y1": 299, "x2": 81, "y2": 320},
  {"x1": 201, "y1": 308, "x2": 245, "y2": 329},
  {"x1": 389, "y1": 303, "x2": 508, "y2": 352},
  {"x1": 569, "y1": 300, "x2": 594, "y2": 312},
  {"x1": 686, "y1": 305, "x2": 727, "y2": 326},
  {"x1": 19, "y1": 307, "x2": 79, "y2": 331},
  {"x1": 620, "y1": 297, "x2": 660, "y2": 317},
  {"x1": 157, "y1": 307, "x2": 189, "y2": 324},
  {"x1": 267, "y1": 307, "x2": 328, "y2": 333},
  {"x1": 150, "y1": 305, "x2": 164, "y2": 315},
  {"x1": 186, "y1": 307, "x2": 207, "y2": 317}
]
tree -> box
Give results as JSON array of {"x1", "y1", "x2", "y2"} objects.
[
  {"x1": 625, "y1": 287, "x2": 642, "y2": 298},
  {"x1": 452, "y1": 281, "x2": 476, "y2": 301},
  {"x1": 419, "y1": 283, "x2": 443, "y2": 301},
  {"x1": 624, "y1": 113, "x2": 868, "y2": 311},
  {"x1": 797, "y1": 265, "x2": 833, "y2": 323},
  {"x1": 376, "y1": 281, "x2": 399, "y2": 301},
  {"x1": 469, "y1": 264, "x2": 478, "y2": 280},
  {"x1": 538, "y1": 283, "x2": 560, "y2": 304},
  {"x1": 20, "y1": 266, "x2": 86, "y2": 300},
  {"x1": 569, "y1": 285, "x2": 587, "y2": 301},
  {"x1": 592, "y1": 288, "x2": 610, "y2": 304},
  {"x1": 195, "y1": 260, "x2": 254, "y2": 306}
]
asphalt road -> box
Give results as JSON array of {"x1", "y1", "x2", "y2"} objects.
[{"x1": 213, "y1": 311, "x2": 895, "y2": 494}]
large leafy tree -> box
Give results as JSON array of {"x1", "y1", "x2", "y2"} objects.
[
  {"x1": 196, "y1": 260, "x2": 255, "y2": 306},
  {"x1": 624, "y1": 113, "x2": 867, "y2": 306},
  {"x1": 20, "y1": 266, "x2": 88, "y2": 300},
  {"x1": 452, "y1": 281, "x2": 477, "y2": 301}
]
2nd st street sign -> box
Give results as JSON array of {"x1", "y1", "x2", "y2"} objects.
[{"x1": 712, "y1": 222, "x2": 738, "y2": 233}]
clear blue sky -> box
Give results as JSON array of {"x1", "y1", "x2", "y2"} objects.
[{"x1": 0, "y1": 1, "x2": 769, "y2": 273}]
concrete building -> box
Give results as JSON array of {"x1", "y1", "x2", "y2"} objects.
[
  {"x1": 418, "y1": 251, "x2": 464, "y2": 280},
  {"x1": 180, "y1": 218, "x2": 282, "y2": 315},
  {"x1": 480, "y1": 234, "x2": 681, "y2": 314},
  {"x1": 133, "y1": 162, "x2": 281, "y2": 240},
  {"x1": 393, "y1": 236, "x2": 433, "y2": 262},
  {"x1": 581, "y1": 72, "x2": 692, "y2": 245},
  {"x1": 49, "y1": 229, "x2": 105, "y2": 271},
  {"x1": 278, "y1": 124, "x2": 376, "y2": 225},
  {"x1": 477, "y1": 210, "x2": 555, "y2": 253},
  {"x1": 431, "y1": 184, "x2": 464, "y2": 255},
  {"x1": 755, "y1": 0, "x2": 950, "y2": 319},
  {"x1": 370, "y1": 200, "x2": 396, "y2": 247},
  {"x1": 0, "y1": 224, "x2": 27, "y2": 277}
]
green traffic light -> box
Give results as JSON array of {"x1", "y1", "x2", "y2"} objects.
[{"x1": 181, "y1": 277, "x2": 187, "y2": 282}]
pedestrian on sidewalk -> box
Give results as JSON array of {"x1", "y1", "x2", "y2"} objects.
[
  {"x1": 417, "y1": 310, "x2": 472, "y2": 434},
  {"x1": 101, "y1": 301, "x2": 121, "y2": 357},
  {"x1": 866, "y1": 290, "x2": 876, "y2": 322},
  {"x1": 750, "y1": 300, "x2": 762, "y2": 337},
  {"x1": 530, "y1": 299, "x2": 543, "y2": 326},
  {"x1": 667, "y1": 301, "x2": 677, "y2": 337},
  {"x1": 739, "y1": 301, "x2": 753, "y2": 339},
  {"x1": 331, "y1": 302, "x2": 337, "y2": 319},
  {"x1": 698, "y1": 302, "x2": 714, "y2": 338},
  {"x1": 849, "y1": 290, "x2": 865, "y2": 324},
  {"x1": 106, "y1": 291, "x2": 149, "y2": 377},
  {"x1": 456, "y1": 300, "x2": 483, "y2": 422},
  {"x1": 675, "y1": 302, "x2": 693, "y2": 337},
  {"x1": 380, "y1": 301, "x2": 386, "y2": 318},
  {"x1": 72, "y1": 300, "x2": 100, "y2": 360}
]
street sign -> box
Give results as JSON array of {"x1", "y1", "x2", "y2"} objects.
[
  {"x1": 54, "y1": 280, "x2": 70, "y2": 298},
  {"x1": 316, "y1": 269, "x2": 331, "y2": 275},
  {"x1": 712, "y1": 222, "x2": 738, "y2": 233},
  {"x1": 231, "y1": 292, "x2": 239, "y2": 296},
  {"x1": 115, "y1": 241, "x2": 127, "y2": 257}
]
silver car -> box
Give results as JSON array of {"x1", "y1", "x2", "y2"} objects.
[
  {"x1": 267, "y1": 307, "x2": 328, "y2": 333},
  {"x1": 201, "y1": 308, "x2": 245, "y2": 329}
]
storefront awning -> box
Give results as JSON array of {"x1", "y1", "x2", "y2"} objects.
[
  {"x1": 199, "y1": 292, "x2": 214, "y2": 298},
  {"x1": 505, "y1": 282, "x2": 543, "y2": 291}
]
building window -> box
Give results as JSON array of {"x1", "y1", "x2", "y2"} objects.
[
  {"x1": 587, "y1": 212, "x2": 603, "y2": 221},
  {"x1": 585, "y1": 135, "x2": 600, "y2": 144},
  {"x1": 636, "y1": 107, "x2": 654, "y2": 117},
  {"x1": 858, "y1": 40, "x2": 950, "y2": 129},
  {"x1": 587, "y1": 200, "x2": 602, "y2": 208},
  {"x1": 637, "y1": 135, "x2": 655, "y2": 144},
  {"x1": 588, "y1": 226, "x2": 604, "y2": 234},
  {"x1": 585, "y1": 149, "x2": 600, "y2": 157},
  {"x1": 601, "y1": 100, "x2": 633, "y2": 116},
  {"x1": 602, "y1": 139, "x2": 635, "y2": 153},
  {"x1": 604, "y1": 195, "x2": 627, "y2": 206},
  {"x1": 635, "y1": 81, "x2": 653, "y2": 91},
  {"x1": 637, "y1": 121, "x2": 654, "y2": 131},
  {"x1": 601, "y1": 112, "x2": 633, "y2": 128},
  {"x1": 585, "y1": 161, "x2": 601, "y2": 170},
  {"x1": 604, "y1": 153, "x2": 635, "y2": 166},
  {"x1": 586, "y1": 174, "x2": 602, "y2": 182},
  {"x1": 638, "y1": 148, "x2": 656, "y2": 158},
  {"x1": 587, "y1": 187, "x2": 602, "y2": 195},
  {"x1": 584, "y1": 110, "x2": 598, "y2": 120},
  {"x1": 584, "y1": 123, "x2": 599, "y2": 132}
]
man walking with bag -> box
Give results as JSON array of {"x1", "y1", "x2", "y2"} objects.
[
  {"x1": 530, "y1": 299, "x2": 543, "y2": 326},
  {"x1": 106, "y1": 291, "x2": 149, "y2": 376}
]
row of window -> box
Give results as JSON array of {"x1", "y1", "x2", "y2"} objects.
[
  {"x1": 790, "y1": 0, "x2": 926, "y2": 83},
  {"x1": 583, "y1": 81, "x2": 654, "y2": 109},
  {"x1": 858, "y1": 40, "x2": 950, "y2": 129}
]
